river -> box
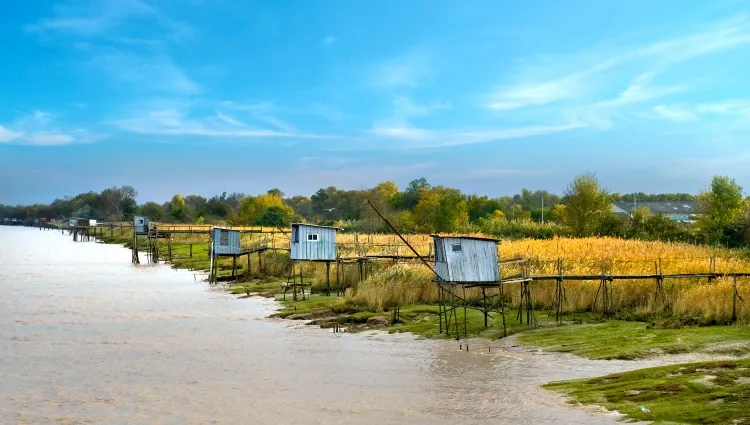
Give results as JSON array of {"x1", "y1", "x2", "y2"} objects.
[{"x1": 1, "y1": 226, "x2": 667, "y2": 424}]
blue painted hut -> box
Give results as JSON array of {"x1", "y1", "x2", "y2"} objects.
[
  {"x1": 211, "y1": 227, "x2": 241, "y2": 256},
  {"x1": 134, "y1": 216, "x2": 150, "y2": 234},
  {"x1": 432, "y1": 235, "x2": 500, "y2": 283},
  {"x1": 290, "y1": 223, "x2": 338, "y2": 261}
]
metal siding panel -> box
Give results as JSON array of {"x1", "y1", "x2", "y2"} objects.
[
  {"x1": 291, "y1": 225, "x2": 337, "y2": 261},
  {"x1": 443, "y1": 238, "x2": 498, "y2": 283},
  {"x1": 213, "y1": 228, "x2": 240, "y2": 255}
]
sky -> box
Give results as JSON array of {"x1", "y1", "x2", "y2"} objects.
[{"x1": 2, "y1": 0, "x2": 750, "y2": 205}]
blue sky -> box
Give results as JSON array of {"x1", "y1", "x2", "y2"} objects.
[{"x1": 2, "y1": 0, "x2": 750, "y2": 204}]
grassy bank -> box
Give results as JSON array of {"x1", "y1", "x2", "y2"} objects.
[
  {"x1": 517, "y1": 321, "x2": 750, "y2": 360},
  {"x1": 546, "y1": 359, "x2": 750, "y2": 424}
]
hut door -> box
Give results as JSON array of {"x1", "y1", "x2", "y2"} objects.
[{"x1": 434, "y1": 240, "x2": 446, "y2": 262}]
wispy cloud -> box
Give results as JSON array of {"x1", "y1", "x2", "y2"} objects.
[
  {"x1": 26, "y1": 0, "x2": 193, "y2": 41},
  {"x1": 652, "y1": 104, "x2": 697, "y2": 122},
  {"x1": 651, "y1": 99, "x2": 750, "y2": 122},
  {"x1": 0, "y1": 126, "x2": 23, "y2": 143},
  {"x1": 91, "y1": 52, "x2": 200, "y2": 94},
  {"x1": 484, "y1": 14, "x2": 750, "y2": 128},
  {"x1": 371, "y1": 50, "x2": 434, "y2": 87},
  {"x1": 111, "y1": 106, "x2": 326, "y2": 140},
  {"x1": 0, "y1": 111, "x2": 106, "y2": 146},
  {"x1": 370, "y1": 121, "x2": 584, "y2": 148},
  {"x1": 322, "y1": 36, "x2": 338, "y2": 46}
]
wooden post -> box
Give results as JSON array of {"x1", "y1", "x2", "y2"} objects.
[
  {"x1": 168, "y1": 236, "x2": 173, "y2": 263},
  {"x1": 189, "y1": 243, "x2": 193, "y2": 258},
  {"x1": 258, "y1": 251, "x2": 263, "y2": 274},
  {"x1": 247, "y1": 252, "x2": 251, "y2": 277},
  {"x1": 326, "y1": 261, "x2": 331, "y2": 297},
  {"x1": 482, "y1": 288, "x2": 488, "y2": 327},
  {"x1": 231, "y1": 255, "x2": 237, "y2": 283},
  {"x1": 733, "y1": 276, "x2": 738, "y2": 323}
]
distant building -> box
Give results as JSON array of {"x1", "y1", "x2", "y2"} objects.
[
  {"x1": 432, "y1": 235, "x2": 500, "y2": 283},
  {"x1": 612, "y1": 201, "x2": 698, "y2": 222},
  {"x1": 290, "y1": 223, "x2": 338, "y2": 261}
]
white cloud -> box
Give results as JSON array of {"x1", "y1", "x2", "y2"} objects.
[
  {"x1": 0, "y1": 111, "x2": 106, "y2": 146},
  {"x1": 696, "y1": 100, "x2": 750, "y2": 116},
  {"x1": 484, "y1": 14, "x2": 750, "y2": 122},
  {"x1": 392, "y1": 95, "x2": 451, "y2": 117},
  {"x1": 0, "y1": 126, "x2": 23, "y2": 143},
  {"x1": 92, "y1": 53, "x2": 200, "y2": 94},
  {"x1": 371, "y1": 51, "x2": 433, "y2": 87},
  {"x1": 25, "y1": 133, "x2": 75, "y2": 146},
  {"x1": 215, "y1": 112, "x2": 246, "y2": 127},
  {"x1": 652, "y1": 105, "x2": 697, "y2": 122},
  {"x1": 370, "y1": 121, "x2": 584, "y2": 148},
  {"x1": 26, "y1": 0, "x2": 192, "y2": 41},
  {"x1": 112, "y1": 107, "x2": 326, "y2": 139}
]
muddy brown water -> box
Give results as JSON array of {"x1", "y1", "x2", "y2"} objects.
[{"x1": 0, "y1": 226, "x2": 695, "y2": 424}]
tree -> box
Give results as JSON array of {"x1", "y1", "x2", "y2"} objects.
[
  {"x1": 397, "y1": 177, "x2": 431, "y2": 210},
  {"x1": 235, "y1": 193, "x2": 294, "y2": 226},
  {"x1": 549, "y1": 204, "x2": 566, "y2": 225},
  {"x1": 169, "y1": 194, "x2": 187, "y2": 222},
  {"x1": 267, "y1": 188, "x2": 284, "y2": 197},
  {"x1": 413, "y1": 187, "x2": 468, "y2": 233},
  {"x1": 563, "y1": 173, "x2": 612, "y2": 236},
  {"x1": 630, "y1": 206, "x2": 652, "y2": 235},
  {"x1": 697, "y1": 176, "x2": 744, "y2": 244}
]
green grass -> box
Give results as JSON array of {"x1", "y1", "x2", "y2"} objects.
[
  {"x1": 546, "y1": 359, "x2": 750, "y2": 424},
  {"x1": 385, "y1": 305, "x2": 598, "y2": 339},
  {"x1": 517, "y1": 321, "x2": 750, "y2": 360}
]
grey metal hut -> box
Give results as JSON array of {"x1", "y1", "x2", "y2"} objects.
[
  {"x1": 134, "y1": 215, "x2": 151, "y2": 234},
  {"x1": 290, "y1": 223, "x2": 338, "y2": 261},
  {"x1": 432, "y1": 235, "x2": 500, "y2": 283},
  {"x1": 211, "y1": 227, "x2": 241, "y2": 256}
]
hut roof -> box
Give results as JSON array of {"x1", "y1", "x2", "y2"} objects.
[{"x1": 430, "y1": 234, "x2": 500, "y2": 243}]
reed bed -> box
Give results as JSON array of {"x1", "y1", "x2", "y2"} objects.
[{"x1": 120, "y1": 226, "x2": 750, "y2": 322}]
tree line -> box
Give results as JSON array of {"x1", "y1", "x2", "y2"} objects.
[{"x1": 2, "y1": 174, "x2": 748, "y2": 247}]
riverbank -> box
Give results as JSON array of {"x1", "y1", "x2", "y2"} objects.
[{"x1": 93, "y1": 229, "x2": 750, "y2": 424}]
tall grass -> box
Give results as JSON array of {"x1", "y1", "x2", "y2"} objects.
[
  {"x1": 115, "y1": 227, "x2": 750, "y2": 322},
  {"x1": 344, "y1": 264, "x2": 436, "y2": 311}
]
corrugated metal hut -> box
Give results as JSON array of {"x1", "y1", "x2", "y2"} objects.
[
  {"x1": 134, "y1": 216, "x2": 150, "y2": 234},
  {"x1": 77, "y1": 219, "x2": 91, "y2": 227},
  {"x1": 432, "y1": 235, "x2": 500, "y2": 283},
  {"x1": 211, "y1": 227, "x2": 241, "y2": 256},
  {"x1": 290, "y1": 223, "x2": 338, "y2": 261}
]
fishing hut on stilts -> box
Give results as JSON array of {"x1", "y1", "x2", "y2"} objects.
[
  {"x1": 366, "y1": 200, "x2": 534, "y2": 340},
  {"x1": 287, "y1": 223, "x2": 339, "y2": 301},
  {"x1": 72, "y1": 218, "x2": 97, "y2": 242},
  {"x1": 208, "y1": 227, "x2": 250, "y2": 284}
]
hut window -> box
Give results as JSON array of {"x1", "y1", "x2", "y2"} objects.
[
  {"x1": 308, "y1": 234, "x2": 319, "y2": 242},
  {"x1": 452, "y1": 242, "x2": 462, "y2": 253},
  {"x1": 220, "y1": 230, "x2": 229, "y2": 246}
]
